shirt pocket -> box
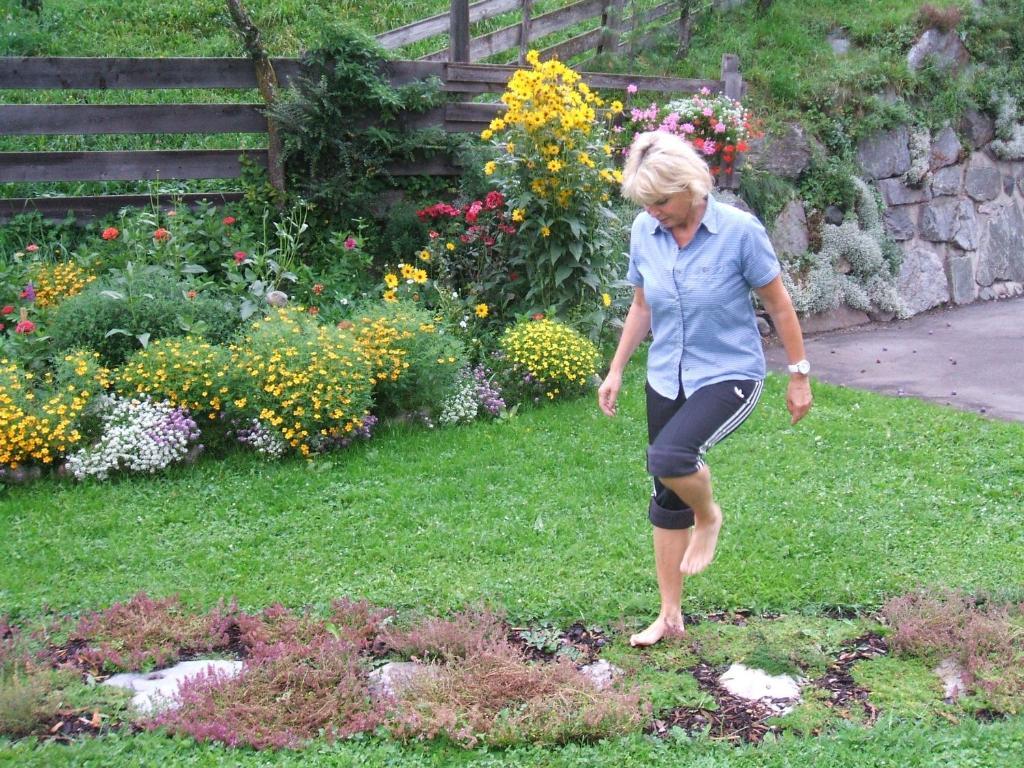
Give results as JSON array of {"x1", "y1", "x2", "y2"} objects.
[{"x1": 678, "y1": 264, "x2": 731, "y2": 309}]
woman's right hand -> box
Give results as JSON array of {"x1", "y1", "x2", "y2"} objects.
[{"x1": 598, "y1": 370, "x2": 622, "y2": 417}]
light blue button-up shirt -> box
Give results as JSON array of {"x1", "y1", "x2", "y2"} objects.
[{"x1": 626, "y1": 193, "x2": 781, "y2": 400}]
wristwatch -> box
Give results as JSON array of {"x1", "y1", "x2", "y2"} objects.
[{"x1": 787, "y1": 359, "x2": 811, "y2": 375}]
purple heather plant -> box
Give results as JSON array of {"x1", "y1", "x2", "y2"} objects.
[
  {"x1": 66, "y1": 593, "x2": 229, "y2": 674},
  {"x1": 150, "y1": 635, "x2": 382, "y2": 750}
]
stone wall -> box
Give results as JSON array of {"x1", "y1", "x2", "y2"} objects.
[{"x1": 857, "y1": 122, "x2": 1024, "y2": 315}]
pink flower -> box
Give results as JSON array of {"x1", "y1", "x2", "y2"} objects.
[
  {"x1": 26, "y1": 243, "x2": 39, "y2": 253},
  {"x1": 701, "y1": 140, "x2": 717, "y2": 156},
  {"x1": 681, "y1": 123, "x2": 695, "y2": 134},
  {"x1": 714, "y1": 122, "x2": 727, "y2": 133},
  {"x1": 1, "y1": 305, "x2": 13, "y2": 315},
  {"x1": 222, "y1": 216, "x2": 236, "y2": 225},
  {"x1": 703, "y1": 108, "x2": 714, "y2": 117},
  {"x1": 343, "y1": 237, "x2": 357, "y2": 250},
  {"x1": 101, "y1": 226, "x2": 119, "y2": 240},
  {"x1": 234, "y1": 251, "x2": 247, "y2": 264},
  {"x1": 626, "y1": 83, "x2": 638, "y2": 94},
  {"x1": 428, "y1": 230, "x2": 440, "y2": 239},
  {"x1": 484, "y1": 190, "x2": 504, "y2": 210},
  {"x1": 15, "y1": 319, "x2": 35, "y2": 334},
  {"x1": 700, "y1": 86, "x2": 711, "y2": 95},
  {"x1": 166, "y1": 210, "x2": 177, "y2": 217}
]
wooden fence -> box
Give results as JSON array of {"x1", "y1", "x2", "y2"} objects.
[{"x1": 0, "y1": 2, "x2": 743, "y2": 222}]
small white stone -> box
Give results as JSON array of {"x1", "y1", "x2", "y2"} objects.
[
  {"x1": 579, "y1": 659, "x2": 622, "y2": 691},
  {"x1": 103, "y1": 659, "x2": 243, "y2": 713},
  {"x1": 718, "y1": 663, "x2": 803, "y2": 714},
  {"x1": 935, "y1": 657, "x2": 968, "y2": 701},
  {"x1": 367, "y1": 661, "x2": 438, "y2": 699}
]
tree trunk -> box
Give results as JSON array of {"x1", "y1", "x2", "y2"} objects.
[
  {"x1": 226, "y1": 0, "x2": 286, "y2": 200},
  {"x1": 678, "y1": 0, "x2": 696, "y2": 58},
  {"x1": 758, "y1": 0, "x2": 774, "y2": 13}
]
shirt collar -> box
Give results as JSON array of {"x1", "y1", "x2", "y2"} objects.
[{"x1": 646, "y1": 193, "x2": 721, "y2": 236}]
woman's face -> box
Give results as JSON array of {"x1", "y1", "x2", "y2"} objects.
[{"x1": 645, "y1": 191, "x2": 696, "y2": 230}]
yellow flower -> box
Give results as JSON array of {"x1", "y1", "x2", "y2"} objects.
[
  {"x1": 475, "y1": 303, "x2": 489, "y2": 318},
  {"x1": 610, "y1": 100, "x2": 624, "y2": 114},
  {"x1": 400, "y1": 263, "x2": 416, "y2": 279},
  {"x1": 446, "y1": 242, "x2": 456, "y2": 252},
  {"x1": 384, "y1": 273, "x2": 399, "y2": 289},
  {"x1": 506, "y1": 142, "x2": 515, "y2": 154},
  {"x1": 383, "y1": 289, "x2": 397, "y2": 302},
  {"x1": 511, "y1": 208, "x2": 525, "y2": 223},
  {"x1": 547, "y1": 159, "x2": 563, "y2": 173},
  {"x1": 484, "y1": 161, "x2": 497, "y2": 176},
  {"x1": 540, "y1": 226, "x2": 551, "y2": 238},
  {"x1": 480, "y1": 129, "x2": 494, "y2": 140},
  {"x1": 418, "y1": 250, "x2": 431, "y2": 262},
  {"x1": 602, "y1": 292, "x2": 612, "y2": 307},
  {"x1": 413, "y1": 269, "x2": 428, "y2": 284}
]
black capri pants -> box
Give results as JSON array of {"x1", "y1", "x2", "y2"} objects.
[{"x1": 645, "y1": 378, "x2": 764, "y2": 529}]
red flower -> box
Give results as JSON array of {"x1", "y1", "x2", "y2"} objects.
[
  {"x1": 312, "y1": 283, "x2": 324, "y2": 295},
  {"x1": 428, "y1": 230, "x2": 440, "y2": 239},
  {"x1": 737, "y1": 140, "x2": 749, "y2": 152},
  {"x1": 343, "y1": 237, "x2": 357, "y2": 250},
  {"x1": 1, "y1": 305, "x2": 12, "y2": 315},
  {"x1": 186, "y1": 290, "x2": 197, "y2": 300},
  {"x1": 153, "y1": 228, "x2": 170, "y2": 241},
  {"x1": 25, "y1": 243, "x2": 39, "y2": 253},
  {"x1": 337, "y1": 320, "x2": 354, "y2": 330},
  {"x1": 509, "y1": 271, "x2": 519, "y2": 281},
  {"x1": 101, "y1": 226, "x2": 120, "y2": 240},
  {"x1": 234, "y1": 251, "x2": 247, "y2": 264},
  {"x1": 484, "y1": 190, "x2": 504, "y2": 210},
  {"x1": 0, "y1": 323, "x2": 4, "y2": 332},
  {"x1": 308, "y1": 306, "x2": 319, "y2": 316},
  {"x1": 531, "y1": 312, "x2": 544, "y2": 321},
  {"x1": 222, "y1": 216, "x2": 236, "y2": 225},
  {"x1": 14, "y1": 319, "x2": 35, "y2": 334},
  {"x1": 464, "y1": 201, "x2": 483, "y2": 224}
]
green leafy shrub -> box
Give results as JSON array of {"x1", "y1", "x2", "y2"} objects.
[
  {"x1": 49, "y1": 265, "x2": 240, "y2": 366},
  {"x1": 267, "y1": 25, "x2": 448, "y2": 225},
  {"x1": 230, "y1": 307, "x2": 375, "y2": 455},
  {"x1": 352, "y1": 300, "x2": 466, "y2": 419},
  {"x1": 738, "y1": 167, "x2": 796, "y2": 226},
  {"x1": 497, "y1": 317, "x2": 599, "y2": 403}
]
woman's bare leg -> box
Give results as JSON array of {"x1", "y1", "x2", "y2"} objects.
[
  {"x1": 630, "y1": 525, "x2": 691, "y2": 647},
  {"x1": 660, "y1": 466, "x2": 721, "y2": 576}
]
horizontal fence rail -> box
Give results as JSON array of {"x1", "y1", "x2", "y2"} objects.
[{"x1": 0, "y1": 7, "x2": 742, "y2": 222}]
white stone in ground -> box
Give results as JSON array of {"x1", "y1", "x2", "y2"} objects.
[
  {"x1": 102, "y1": 659, "x2": 243, "y2": 714},
  {"x1": 718, "y1": 663, "x2": 803, "y2": 715},
  {"x1": 579, "y1": 659, "x2": 622, "y2": 691},
  {"x1": 367, "y1": 661, "x2": 440, "y2": 700},
  {"x1": 935, "y1": 657, "x2": 968, "y2": 702}
]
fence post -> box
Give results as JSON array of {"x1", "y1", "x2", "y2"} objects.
[
  {"x1": 519, "y1": 0, "x2": 533, "y2": 65},
  {"x1": 720, "y1": 53, "x2": 743, "y2": 190},
  {"x1": 450, "y1": 0, "x2": 470, "y2": 63},
  {"x1": 600, "y1": 0, "x2": 625, "y2": 55}
]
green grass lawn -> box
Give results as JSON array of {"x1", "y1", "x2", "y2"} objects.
[{"x1": 3, "y1": 366, "x2": 1022, "y2": 624}]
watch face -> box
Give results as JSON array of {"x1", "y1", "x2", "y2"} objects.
[{"x1": 797, "y1": 361, "x2": 810, "y2": 374}]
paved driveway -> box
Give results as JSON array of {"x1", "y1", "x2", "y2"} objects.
[{"x1": 764, "y1": 295, "x2": 1024, "y2": 422}]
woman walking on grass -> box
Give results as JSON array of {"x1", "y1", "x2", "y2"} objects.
[{"x1": 598, "y1": 131, "x2": 813, "y2": 647}]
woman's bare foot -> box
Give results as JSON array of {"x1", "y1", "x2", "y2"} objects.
[
  {"x1": 629, "y1": 615, "x2": 685, "y2": 647},
  {"x1": 680, "y1": 503, "x2": 722, "y2": 576}
]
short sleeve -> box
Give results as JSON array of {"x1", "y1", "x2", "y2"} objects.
[
  {"x1": 627, "y1": 214, "x2": 646, "y2": 287},
  {"x1": 741, "y1": 218, "x2": 781, "y2": 289},
  {"x1": 627, "y1": 243, "x2": 643, "y2": 287}
]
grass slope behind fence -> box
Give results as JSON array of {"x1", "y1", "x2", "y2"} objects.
[{"x1": 2, "y1": 368, "x2": 1022, "y2": 623}]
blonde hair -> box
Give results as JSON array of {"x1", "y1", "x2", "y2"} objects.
[{"x1": 620, "y1": 131, "x2": 713, "y2": 206}]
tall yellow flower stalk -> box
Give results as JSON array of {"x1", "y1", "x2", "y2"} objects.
[{"x1": 481, "y1": 51, "x2": 623, "y2": 312}]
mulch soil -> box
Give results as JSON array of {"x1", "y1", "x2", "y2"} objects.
[
  {"x1": 812, "y1": 632, "x2": 889, "y2": 725},
  {"x1": 508, "y1": 622, "x2": 609, "y2": 664}
]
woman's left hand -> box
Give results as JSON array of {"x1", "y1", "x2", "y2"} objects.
[{"x1": 787, "y1": 376, "x2": 813, "y2": 425}]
